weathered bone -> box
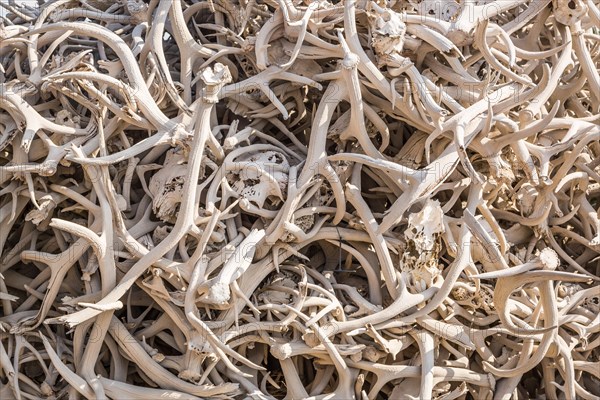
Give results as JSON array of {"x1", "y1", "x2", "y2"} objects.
[{"x1": 0, "y1": 0, "x2": 598, "y2": 398}]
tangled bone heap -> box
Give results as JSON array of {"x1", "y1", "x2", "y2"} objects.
[{"x1": 1, "y1": 0, "x2": 600, "y2": 399}]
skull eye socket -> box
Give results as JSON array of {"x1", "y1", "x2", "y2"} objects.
[{"x1": 568, "y1": 0, "x2": 576, "y2": 9}]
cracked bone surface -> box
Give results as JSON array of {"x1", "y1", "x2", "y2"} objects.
[{"x1": 1, "y1": 0, "x2": 600, "y2": 399}]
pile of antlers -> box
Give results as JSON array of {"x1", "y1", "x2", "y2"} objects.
[{"x1": 1, "y1": 0, "x2": 599, "y2": 398}]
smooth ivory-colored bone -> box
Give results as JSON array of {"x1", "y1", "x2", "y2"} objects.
[{"x1": 1, "y1": 0, "x2": 598, "y2": 398}]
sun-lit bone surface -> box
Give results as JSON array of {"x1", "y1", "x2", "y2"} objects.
[{"x1": 0, "y1": 0, "x2": 599, "y2": 399}]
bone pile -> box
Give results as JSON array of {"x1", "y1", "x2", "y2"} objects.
[{"x1": 1, "y1": 0, "x2": 599, "y2": 398}]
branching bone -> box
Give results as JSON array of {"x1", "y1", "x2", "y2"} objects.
[{"x1": 0, "y1": 0, "x2": 599, "y2": 398}]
